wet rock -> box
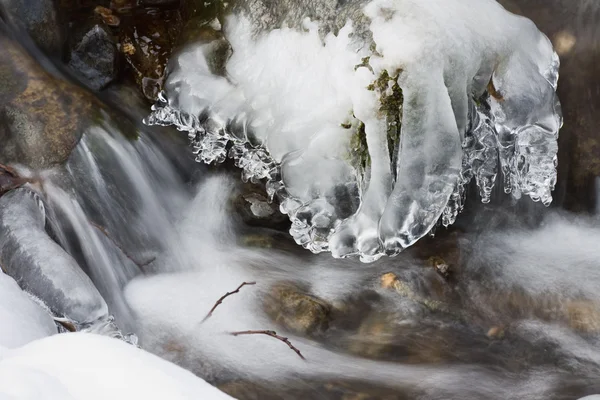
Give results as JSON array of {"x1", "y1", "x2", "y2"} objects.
[
  {"x1": 68, "y1": 18, "x2": 119, "y2": 91},
  {"x1": 119, "y1": 9, "x2": 182, "y2": 101},
  {"x1": 219, "y1": 379, "x2": 415, "y2": 400},
  {"x1": 239, "y1": 234, "x2": 274, "y2": 248},
  {"x1": 263, "y1": 282, "x2": 332, "y2": 336},
  {"x1": 566, "y1": 300, "x2": 600, "y2": 333},
  {"x1": 0, "y1": 35, "x2": 95, "y2": 169},
  {"x1": 0, "y1": 164, "x2": 32, "y2": 197},
  {"x1": 0, "y1": 0, "x2": 63, "y2": 54},
  {"x1": 486, "y1": 325, "x2": 506, "y2": 339},
  {"x1": 346, "y1": 311, "x2": 399, "y2": 359},
  {"x1": 94, "y1": 6, "x2": 120, "y2": 27},
  {"x1": 0, "y1": 188, "x2": 108, "y2": 323},
  {"x1": 380, "y1": 272, "x2": 447, "y2": 313}
]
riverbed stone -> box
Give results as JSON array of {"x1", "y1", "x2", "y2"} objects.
[
  {"x1": 0, "y1": 35, "x2": 95, "y2": 169},
  {"x1": 263, "y1": 282, "x2": 332, "y2": 336}
]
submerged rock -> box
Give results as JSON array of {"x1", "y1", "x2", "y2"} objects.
[
  {"x1": 0, "y1": 188, "x2": 108, "y2": 324},
  {"x1": 0, "y1": 35, "x2": 94, "y2": 169},
  {"x1": 263, "y1": 282, "x2": 332, "y2": 336}
]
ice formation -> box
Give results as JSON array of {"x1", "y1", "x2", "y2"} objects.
[
  {"x1": 145, "y1": 0, "x2": 562, "y2": 261},
  {"x1": 0, "y1": 188, "x2": 108, "y2": 324}
]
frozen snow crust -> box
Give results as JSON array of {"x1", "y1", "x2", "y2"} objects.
[
  {"x1": 146, "y1": 0, "x2": 562, "y2": 262},
  {"x1": 0, "y1": 333, "x2": 234, "y2": 400}
]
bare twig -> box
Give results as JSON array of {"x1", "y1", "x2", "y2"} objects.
[
  {"x1": 0, "y1": 163, "x2": 17, "y2": 176},
  {"x1": 202, "y1": 281, "x2": 256, "y2": 323},
  {"x1": 90, "y1": 222, "x2": 155, "y2": 269},
  {"x1": 54, "y1": 318, "x2": 77, "y2": 332},
  {"x1": 230, "y1": 330, "x2": 306, "y2": 360}
]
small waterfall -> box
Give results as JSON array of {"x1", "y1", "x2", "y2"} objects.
[{"x1": 40, "y1": 119, "x2": 193, "y2": 332}]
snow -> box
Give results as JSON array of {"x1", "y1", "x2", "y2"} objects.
[
  {"x1": 0, "y1": 272, "x2": 57, "y2": 349},
  {"x1": 0, "y1": 333, "x2": 234, "y2": 400}
]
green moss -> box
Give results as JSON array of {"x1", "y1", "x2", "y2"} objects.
[
  {"x1": 349, "y1": 119, "x2": 370, "y2": 173},
  {"x1": 345, "y1": 68, "x2": 404, "y2": 177}
]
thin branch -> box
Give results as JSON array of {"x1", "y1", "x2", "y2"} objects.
[
  {"x1": 0, "y1": 163, "x2": 17, "y2": 176},
  {"x1": 54, "y1": 318, "x2": 77, "y2": 332},
  {"x1": 202, "y1": 281, "x2": 256, "y2": 323},
  {"x1": 230, "y1": 330, "x2": 306, "y2": 360},
  {"x1": 90, "y1": 222, "x2": 155, "y2": 269}
]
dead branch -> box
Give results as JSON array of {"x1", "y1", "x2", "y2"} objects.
[
  {"x1": 230, "y1": 330, "x2": 306, "y2": 360},
  {"x1": 202, "y1": 281, "x2": 256, "y2": 323},
  {"x1": 0, "y1": 163, "x2": 17, "y2": 176},
  {"x1": 54, "y1": 318, "x2": 77, "y2": 332},
  {"x1": 90, "y1": 222, "x2": 155, "y2": 269}
]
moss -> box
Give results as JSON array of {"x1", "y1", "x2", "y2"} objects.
[
  {"x1": 344, "y1": 67, "x2": 404, "y2": 178},
  {"x1": 372, "y1": 69, "x2": 403, "y2": 163},
  {"x1": 348, "y1": 119, "x2": 370, "y2": 174}
]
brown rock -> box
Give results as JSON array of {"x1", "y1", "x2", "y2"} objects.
[
  {"x1": 566, "y1": 300, "x2": 600, "y2": 333},
  {"x1": 263, "y1": 282, "x2": 332, "y2": 336},
  {"x1": 0, "y1": 35, "x2": 95, "y2": 169}
]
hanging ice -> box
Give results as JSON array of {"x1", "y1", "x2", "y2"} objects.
[{"x1": 145, "y1": 0, "x2": 562, "y2": 261}]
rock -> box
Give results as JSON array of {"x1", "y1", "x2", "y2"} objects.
[
  {"x1": 218, "y1": 379, "x2": 415, "y2": 400},
  {"x1": 263, "y1": 282, "x2": 332, "y2": 336},
  {"x1": 140, "y1": 0, "x2": 180, "y2": 5},
  {"x1": 239, "y1": 234, "x2": 274, "y2": 248},
  {"x1": 0, "y1": 0, "x2": 63, "y2": 54},
  {"x1": 0, "y1": 188, "x2": 108, "y2": 324},
  {"x1": 94, "y1": 6, "x2": 121, "y2": 27},
  {"x1": 566, "y1": 300, "x2": 600, "y2": 333},
  {"x1": 0, "y1": 164, "x2": 32, "y2": 197},
  {"x1": 346, "y1": 311, "x2": 399, "y2": 359},
  {"x1": 379, "y1": 272, "x2": 447, "y2": 313},
  {"x1": 68, "y1": 19, "x2": 119, "y2": 91},
  {"x1": 486, "y1": 326, "x2": 506, "y2": 339},
  {"x1": 0, "y1": 35, "x2": 95, "y2": 169}
]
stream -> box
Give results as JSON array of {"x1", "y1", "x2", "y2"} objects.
[{"x1": 1, "y1": 0, "x2": 600, "y2": 399}]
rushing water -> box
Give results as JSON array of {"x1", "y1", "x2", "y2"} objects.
[
  {"x1": 2, "y1": 0, "x2": 600, "y2": 399},
  {"x1": 26, "y1": 109, "x2": 600, "y2": 399}
]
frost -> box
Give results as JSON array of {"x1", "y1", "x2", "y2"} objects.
[{"x1": 145, "y1": 0, "x2": 562, "y2": 261}]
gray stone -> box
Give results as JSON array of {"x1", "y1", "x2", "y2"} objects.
[
  {"x1": 0, "y1": 188, "x2": 108, "y2": 324},
  {"x1": 0, "y1": 0, "x2": 63, "y2": 54},
  {"x1": 68, "y1": 22, "x2": 118, "y2": 91}
]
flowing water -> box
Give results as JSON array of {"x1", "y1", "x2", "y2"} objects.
[{"x1": 2, "y1": 0, "x2": 600, "y2": 399}]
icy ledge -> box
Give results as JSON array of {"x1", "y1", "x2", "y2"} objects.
[{"x1": 145, "y1": 0, "x2": 562, "y2": 262}]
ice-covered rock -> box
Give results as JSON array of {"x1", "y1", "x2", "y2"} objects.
[
  {"x1": 146, "y1": 0, "x2": 561, "y2": 261},
  {"x1": 0, "y1": 272, "x2": 57, "y2": 349},
  {"x1": 0, "y1": 188, "x2": 108, "y2": 323},
  {"x1": 0, "y1": 333, "x2": 234, "y2": 400}
]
